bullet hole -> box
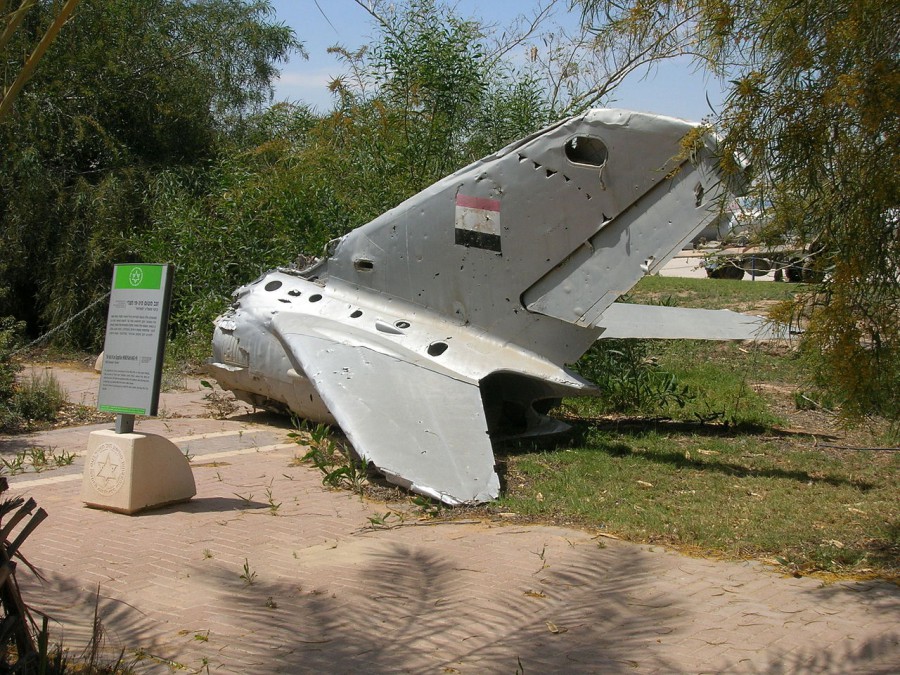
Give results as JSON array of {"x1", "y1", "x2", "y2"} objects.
[{"x1": 427, "y1": 342, "x2": 448, "y2": 357}]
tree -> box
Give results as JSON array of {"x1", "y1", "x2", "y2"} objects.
[
  {"x1": 0, "y1": 0, "x2": 301, "y2": 348},
  {"x1": 0, "y1": 0, "x2": 82, "y2": 122},
  {"x1": 82, "y1": 1, "x2": 554, "y2": 346},
  {"x1": 318, "y1": 0, "x2": 551, "y2": 218},
  {"x1": 578, "y1": 0, "x2": 899, "y2": 421}
]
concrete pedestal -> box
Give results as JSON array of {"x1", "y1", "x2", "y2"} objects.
[{"x1": 81, "y1": 429, "x2": 196, "y2": 514}]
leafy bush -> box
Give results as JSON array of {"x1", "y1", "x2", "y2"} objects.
[
  {"x1": 11, "y1": 372, "x2": 67, "y2": 424},
  {"x1": 0, "y1": 315, "x2": 22, "y2": 403},
  {"x1": 0, "y1": 308, "x2": 67, "y2": 432},
  {"x1": 574, "y1": 338, "x2": 694, "y2": 414},
  {"x1": 0, "y1": 309, "x2": 25, "y2": 430}
]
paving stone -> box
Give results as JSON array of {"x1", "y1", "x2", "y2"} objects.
[{"x1": 2, "y1": 365, "x2": 898, "y2": 673}]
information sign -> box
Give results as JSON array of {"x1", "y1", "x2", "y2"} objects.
[{"x1": 97, "y1": 264, "x2": 173, "y2": 416}]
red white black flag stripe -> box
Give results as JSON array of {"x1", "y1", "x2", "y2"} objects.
[{"x1": 455, "y1": 194, "x2": 501, "y2": 253}]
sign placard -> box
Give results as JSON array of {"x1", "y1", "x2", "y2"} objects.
[{"x1": 98, "y1": 264, "x2": 173, "y2": 416}]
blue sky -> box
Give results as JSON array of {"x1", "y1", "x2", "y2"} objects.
[{"x1": 267, "y1": 0, "x2": 726, "y2": 122}]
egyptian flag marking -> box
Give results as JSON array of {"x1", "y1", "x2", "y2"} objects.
[{"x1": 455, "y1": 194, "x2": 501, "y2": 253}]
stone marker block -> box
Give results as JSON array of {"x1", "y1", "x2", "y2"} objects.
[{"x1": 81, "y1": 429, "x2": 196, "y2": 514}]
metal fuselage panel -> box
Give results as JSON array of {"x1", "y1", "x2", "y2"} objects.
[
  {"x1": 208, "y1": 108, "x2": 745, "y2": 503},
  {"x1": 209, "y1": 272, "x2": 594, "y2": 424},
  {"x1": 320, "y1": 109, "x2": 723, "y2": 364}
]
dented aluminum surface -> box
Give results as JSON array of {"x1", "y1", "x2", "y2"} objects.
[{"x1": 208, "y1": 109, "x2": 763, "y2": 504}]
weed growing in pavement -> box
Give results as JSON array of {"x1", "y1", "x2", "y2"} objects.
[
  {"x1": 367, "y1": 511, "x2": 402, "y2": 529},
  {"x1": 240, "y1": 559, "x2": 257, "y2": 586},
  {"x1": 265, "y1": 486, "x2": 281, "y2": 516},
  {"x1": 31, "y1": 586, "x2": 140, "y2": 673},
  {"x1": 1, "y1": 453, "x2": 25, "y2": 475},
  {"x1": 53, "y1": 448, "x2": 76, "y2": 467},
  {"x1": 1, "y1": 446, "x2": 77, "y2": 475},
  {"x1": 29, "y1": 446, "x2": 48, "y2": 472},
  {"x1": 291, "y1": 419, "x2": 368, "y2": 493},
  {"x1": 233, "y1": 492, "x2": 253, "y2": 505},
  {"x1": 199, "y1": 380, "x2": 240, "y2": 419},
  {"x1": 411, "y1": 495, "x2": 443, "y2": 518}
]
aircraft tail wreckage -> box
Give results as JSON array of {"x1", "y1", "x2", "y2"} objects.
[{"x1": 208, "y1": 109, "x2": 774, "y2": 504}]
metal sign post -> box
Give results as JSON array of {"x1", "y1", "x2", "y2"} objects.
[
  {"x1": 82, "y1": 263, "x2": 195, "y2": 514},
  {"x1": 97, "y1": 264, "x2": 173, "y2": 421}
]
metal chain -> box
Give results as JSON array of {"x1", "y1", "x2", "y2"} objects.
[{"x1": 10, "y1": 292, "x2": 110, "y2": 357}]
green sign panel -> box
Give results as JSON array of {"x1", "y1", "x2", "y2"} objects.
[
  {"x1": 113, "y1": 264, "x2": 164, "y2": 290},
  {"x1": 98, "y1": 264, "x2": 173, "y2": 417}
]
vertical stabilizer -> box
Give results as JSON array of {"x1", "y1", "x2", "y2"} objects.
[{"x1": 317, "y1": 109, "x2": 731, "y2": 364}]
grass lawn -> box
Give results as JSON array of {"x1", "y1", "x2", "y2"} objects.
[{"x1": 490, "y1": 277, "x2": 899, "y2": 581}]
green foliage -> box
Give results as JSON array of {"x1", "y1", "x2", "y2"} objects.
[
  {"x1": 10, "y1": 371, "x2": 66, "y2": 421},
  {"x1": 2, "y1": 296, "x2": 69, "y2": 431},
  {"x1": 136, "y1": 0, "x2": 554, "y2": 354},
  {"x1": 0, "y1": 308, "x2": 24, "y2": 404},
  {"x1": 0, "y1": 0, "x2": 300, "y2": 350},
  {"x1": 367, "y1": 0, "x2": 488, "y2": 182},
  {"x1": 318, "y1": 1, "x2": 551, "y2": 219},
  {"x1": 500, "y1": 429, "x2": 900, "y2": 577},
  {"x1": 579, "y1": 0, "x2": 899, "y2": 421},
  {"x1": 240, "y1": 558, "x2": 257, "y2": 586},
  {"x1": 2, "y1": 0, "x2": 553, "y2": 359},
  {"x1": 292, "y1": 420, "x2": 368, "y2": 493},
  {"x1": 0, "y1": 370, "x2": 67, "y2": 433},
  {"x1": 574, "y1": 339, "x2": 694, "y2": 414},
  {"x1": 0, "y1": 445, "x2": 76, "y2": 475}
]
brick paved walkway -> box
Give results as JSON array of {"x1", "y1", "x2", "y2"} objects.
[{"x1": 1, "y1": 366, "x2": 897, "y2": 673}]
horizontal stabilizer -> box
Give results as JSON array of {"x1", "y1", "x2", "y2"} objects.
[
  {"x1": 598, "y1": 303, "x2": 785, "y2": 341},
  {"x1": 272, "y1": 315, "x2": 500, "y2": 504}
]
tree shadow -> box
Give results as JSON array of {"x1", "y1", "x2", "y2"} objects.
[
  {"x1": 17, "y1": 534, "x2": 686, "y2": 673},
  {"x1": 497, "y1": 420, "x2": 873, "y2": 490},
  {"x1": 719, "y1": 632, "x2": 900, "y2": 674},
  {"x1": 171, "y1": 536, "x2": 687, "y2": 673},
  {"x1": 611, "y1": 445, "x2": 873, "y2": 489},
  {"x1": 15, "y1": 512, "x2": 899, "y2": 673},
  {"x1": 570, "y1": 416, "x2": 833, "y2": 441}
]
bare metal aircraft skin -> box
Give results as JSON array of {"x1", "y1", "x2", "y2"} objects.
[{"x1": 208, "y1": 109, "x2": 763, "y2": 504}]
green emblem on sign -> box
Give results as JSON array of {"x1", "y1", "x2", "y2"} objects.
[{"x1": 114, "y1": 265, "x2": 163, "y2": 290}]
